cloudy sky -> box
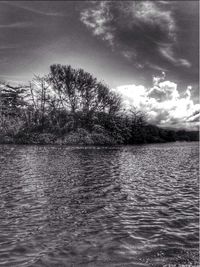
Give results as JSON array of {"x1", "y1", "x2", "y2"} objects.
[{"x1": 0, "y1": 1, "x2": 199, "y2": 129}]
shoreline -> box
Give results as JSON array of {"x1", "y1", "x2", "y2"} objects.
[
  {"x1": 0, "y1": 129, "x2": 199, "y2": 146},
  {"x1": 0, "y1": 138, "x2": 198, "y2": 146}
]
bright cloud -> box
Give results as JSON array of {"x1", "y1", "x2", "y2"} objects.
[
  {"x1": 80, "y1": 2, "x2": 114, "y2": 46},
  {"x1": 115, "y1": 73, "x2": 199, "y2": 130}
]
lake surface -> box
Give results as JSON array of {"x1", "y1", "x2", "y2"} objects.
[{"x1": 0, "y1": 142, "x2": 199, "y2": 267}]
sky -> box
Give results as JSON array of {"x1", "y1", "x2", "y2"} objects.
[{"x1": 0, "y1": 1, "x2": 199, "y2": 129}]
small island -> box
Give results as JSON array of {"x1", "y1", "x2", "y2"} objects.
[{"x1": 0, "y1": 64, "x2": 198, "y2": 145}]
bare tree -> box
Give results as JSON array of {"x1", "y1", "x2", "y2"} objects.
[
  {"x1": 49, "y1": 64, "x2": 122, "y2": 126},
  {"x1": 27, "y1": 75, "x2": 51, "y2": 129}
]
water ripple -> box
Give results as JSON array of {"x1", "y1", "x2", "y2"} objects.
[{"x1": 0, "y1": 142, "x2": 199, "y2": 266}]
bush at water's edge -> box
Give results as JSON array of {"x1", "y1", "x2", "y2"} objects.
[
  {"x1": 0, "y1": 128, "x2": 198, "y2": 145},
  {"x1": 0, "y1": 129, "x2": 117, "y2": 145}
]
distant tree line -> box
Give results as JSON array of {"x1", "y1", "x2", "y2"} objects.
[{"x1": 0, "y1": 64, "x2": 199, "y2": 145}]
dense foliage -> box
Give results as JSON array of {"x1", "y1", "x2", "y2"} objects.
[{"x1": 0, "y1": 65, "x2": 199, "y2": 145}]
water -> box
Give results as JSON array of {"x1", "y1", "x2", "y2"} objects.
[{"x1": 0, "y1": 142, "x2": 199, "y2": 267}]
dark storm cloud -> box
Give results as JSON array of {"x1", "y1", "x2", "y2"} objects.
[{"x1": 80, "y1": 1, "x2": 196, "y2": 74}]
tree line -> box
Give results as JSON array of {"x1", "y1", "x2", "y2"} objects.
[{"x1": 0, "y1": 64, "x2": 198, "y2": 145}]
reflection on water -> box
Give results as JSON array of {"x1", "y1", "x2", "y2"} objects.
[{"x1": 0, "y1": 142, "x2": 199, "y2": 266}]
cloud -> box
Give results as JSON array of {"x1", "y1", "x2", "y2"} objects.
[
  {"x1": 80, "y1": 2, "x2": 114, "y2": 46},
  {"x1": 159, "y1": 45, "x2": 191, "y2": 67},
  {"x1": 115, "y1": 73, "x2": 200, "y2": 130},
  {"x1": 186, "y1": 113, "x2": 200, "y2": 123},
  {"x1": 126, "y1": 1, "x2": 176, "y2": 40},
  {"x1": 0, "y1": 22, "x2": 32, "y2": 28},
  {"x1": 2, "y1": 2, "x2": 64, "y2": 17},
  {"x1": 80, "y1": 1, "x2": 191, "y2": 70}
]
